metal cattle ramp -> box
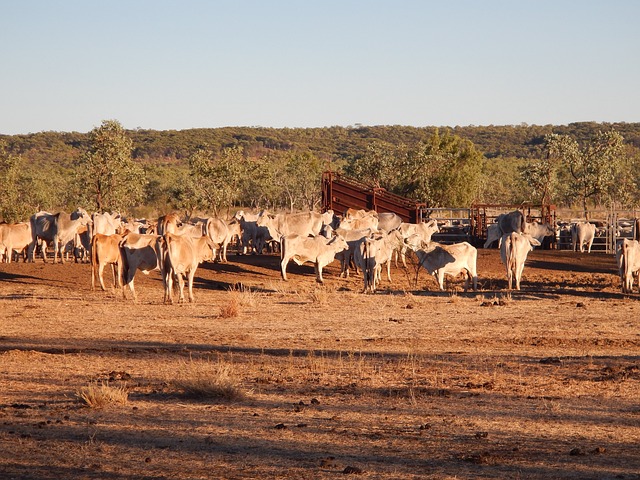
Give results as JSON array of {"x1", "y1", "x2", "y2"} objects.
[{"x1": 321, "y1": 171, "x2": 425, "y2": 223}]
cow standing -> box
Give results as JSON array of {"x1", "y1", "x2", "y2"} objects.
[
  {"x1": 280, "y1": 234, "x2": 348, "y2": 283},
  {"x1": 91, "y1": 233, "x2": 124, "y2": 291},
  {"x1": 0, "y1": 222, "x2": 32, "y2": 263},
  {"x1": 159, "y1": 233, "x2": 215, "y2": 304},
  {"x1": 407, "y1": 240, "x2": 478, "y2": 291},
  {"x1": 29, "y1": 209, "x2": 93, "y2": 263},
  {"x1": 500, "y1": 232, "x2": 540, "y2": 290},
  {"x1": 571, "y1": 221, "x2": 596, "y2": 253}
]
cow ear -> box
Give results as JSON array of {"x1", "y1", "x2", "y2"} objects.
[{"x1": 529, "y1": 237, "x2": 541, "y2": 246}]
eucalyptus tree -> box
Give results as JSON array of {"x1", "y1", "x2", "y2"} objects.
[
  {"x1": 543, "y1": 130, "x2": 626, "y2": 218},
  {"x1": 75, "y1": 120, "x2": 145, "y2": 213},
  {"x1": 187, "y1": 144, "x2": 247, "y2": 215}
]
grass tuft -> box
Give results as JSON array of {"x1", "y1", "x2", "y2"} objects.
[
  {"x1": 219, "y1": 296, "x2": 239, "y2": 318},
  {"x1": 77, "y1": 382, "x2": 128, "y2": 408},
  {"x1": 172, "y1": 360, "x2": 247, "y2": 401}
]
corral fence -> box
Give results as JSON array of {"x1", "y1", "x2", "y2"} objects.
[
  {"x1": 321, "y1": 171, "x2": 425, "y2": 223},
  {"x1": 555, "y1": 209, "x2": 639, "y2": 254},
  {"x1": 469, "y1": 203, "x2": 557, "y2": 249},
  {"x1": 320, "y1": 172, "x2": 640, "y2": 252},
  {"x1": 419, "y1": 207, "x2": 472, "y2": 245}
]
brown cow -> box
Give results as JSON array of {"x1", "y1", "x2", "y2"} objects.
[{"x1": 90, "y1": 233, "x2": 124, "y2": 291}]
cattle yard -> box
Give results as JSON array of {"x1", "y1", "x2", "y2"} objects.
[{"x1": 1, "y1": 248, "x2": 639, "y2": 479}]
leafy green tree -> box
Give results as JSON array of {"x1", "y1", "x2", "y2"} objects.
[
  {"x1": 75, "y1": 120, "x2": 145, "y2": 213},
  {"x1": 346, "y1": 140, "x2": 405, "y2": 190},
  {"x1": 187, "y1": 144, "x2": 247, "y2": 216},
  {"x1": 544, "y1": 130, "x2": 626, "y2": 218}
]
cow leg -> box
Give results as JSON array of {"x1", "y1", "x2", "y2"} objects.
[
  {"x1": 187, "y1": 270, "x2": 196, "y2": 302},
  {"x1": 280, "y1": 257, "x2": 289, "y2": 281},
  {"x1": 437, "y1": 271, "x2": 446, "y2": 291},
  {"x1": 176, "y1": 274, "x2": 186, "y2": 303},
  {"x1": 315, "y1": 262, "x2": 324, "y2": 284}
]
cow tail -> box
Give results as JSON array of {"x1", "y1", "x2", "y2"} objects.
[
  {"x1": 280, "y1": 235, "x2": 286, "y2": 262},
  {"x1": 363, "y1": 239, "x2": 372, "y2": 293},
  {"x1": 119, "y1": 239, "x2": 130, "y2": 288},
  {"x1": 509, "y1": 234, "x2": 517, "y2": 275}
]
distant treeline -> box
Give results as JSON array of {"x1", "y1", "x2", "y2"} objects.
[
  {"x1": 1, "y1": 122, "x2": 639, "y2": 221},
  {"x1": 3, "y1": 122, "x2": 640, "y2": 165}
]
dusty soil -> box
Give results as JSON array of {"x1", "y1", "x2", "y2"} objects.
[{"x1": 0, "y1": 248, "x2": 639, "y2": 479}]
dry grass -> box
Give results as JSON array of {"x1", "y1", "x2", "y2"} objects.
[
  {"x1": 219, "y1": 296, "x2": 239, "y2": 318},
  {"x1": 172, "y1": 359, "x2": 247, "y2": 400},
  {"x1": 1, "y1": 250, "x2": 639, "y2": 479},
  {"x1": 76, "y1": 382, "x2": 128, "y2": 408}
]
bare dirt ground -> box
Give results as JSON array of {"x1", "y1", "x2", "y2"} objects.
[{"x1": 0, "y1": 248, "x2": 639, "y2": 479}]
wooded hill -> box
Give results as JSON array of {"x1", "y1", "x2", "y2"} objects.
[
  {"x1": 3, "y1": 122, "x2": 640, "y2": 165},
  {"x1": 1, "y1": 121, "x2": 639, "y2": 221}
]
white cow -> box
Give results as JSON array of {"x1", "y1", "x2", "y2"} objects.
[
  {"x1": 280, "y1": 234, "x2": 348, "y2": 283},
  {"x1": 406, "y1": 240, "x2": 478, "y2": 291},
  {"x1": 257, "y1": 210, "x2": 325, "y2": 241},
  {"x1": 353, "y1": 229, "x2": 405, "y2": 293},
  {"x1": 0, "y1": 222, "x2": 32, "y2": 263},
  {"x1": 334, "y1": 227, "x2": 377, "y2": 278},
  {"x1": 159, "y1": 233, "x2": 215, "y2": 304},
  {"x1": 377, "y1": 212, "x2": 403, "y2": 233},
  {"x1": 396, "y1": 220, "x2": 439, "y2": 267},
  {"x1": 617, "y1": 238, "x2": 640, "y2": 293},
  {"x1": 92, "y1": 211, "x2": 122, "y2": 236},
  {"x1": 500, "y1": 232, "x2": 540, "y2": 290},
  {"x1": 120, "y1": 233, "x2": 162, "y2": 302},
  {"x1": 29, "y1": 209, "x2": 93, "y2": 263},
  {"x1": 571, "y1": 221, "x2": 596, "y2": 253}
]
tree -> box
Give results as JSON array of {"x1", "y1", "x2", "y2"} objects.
[
  {"x1": 75, "y1": 120, "x2": 145, "y2": 213},
  {"x1": 544, "y1": 130, "x2": 626, "y2": 218},
  {"x1": 187, "y1": 144, "x2": 247, "y2": 216}
]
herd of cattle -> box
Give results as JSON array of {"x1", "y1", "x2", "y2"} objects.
[{"x1": 0, "y1": 207, "x2": 639, "y2": 302}]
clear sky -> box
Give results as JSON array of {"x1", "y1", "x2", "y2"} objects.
[{"x1": 2, "y1": 0, "x2": 639, "y2": 135}]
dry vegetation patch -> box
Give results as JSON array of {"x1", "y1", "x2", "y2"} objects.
[{"x1": 0, "y1": 250, "x2": 639, "y2": 479}]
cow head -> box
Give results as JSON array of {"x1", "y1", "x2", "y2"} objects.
[{"x1": 72, "y1": 208, "x2": 93, "y2": 226}]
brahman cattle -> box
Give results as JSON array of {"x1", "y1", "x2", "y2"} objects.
[
  {"x1": 159, "y1": 233, "x2": 215, "y2": 304},
  {"x1": 0, "y1": 222, "x2": 32, "y2": 263},
  {"x1": 617, "y1": 238, "x2": 640, "y2": 293},
  {"x1": 156, "y1": 213, "x2": 182, "y2": 235},
  {"x1": 92, "y1": 211, "x2": 121, "y2": 236},
  {"x1": 396, "y1": 219, "x2": 439, "y2": 267},
  {"x1": 334, "y1": 227, "x2": 377, "y2": 278},
  {"x1": 90, "y1": 233, "x2": 124, "y2": 291},
  {"x1": 407, "y1": 240, "x2": 478, "y2": 291},
  {"x1": 257, "y1": 210, "x2": 326, "y2": 240},
  {"x1": 571, "y1": 221, "x2": 596, "y2": 253},
  {"x1": 376, "y1": 212, "x2": 403, "y2": 233},
  {"x1": 120, "y1": 233, "x2": 162, "y2": 302},
  {"x1": 354, "y1": 229, "x2": 405, "y2": 293},
  {"x1": 280, "y1": 234, "x2": 348, "y2": 283},
  {"x1": 500, "y1": 232, "x2": 540, "y2": 290},
  {"x1": 29, "y1": 208, "x2": 92, "y2": 263}
]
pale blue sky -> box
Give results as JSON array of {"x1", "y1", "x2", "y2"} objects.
[{"x1": 2, "y1": 0, "x2": 638, "y2": 134}]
